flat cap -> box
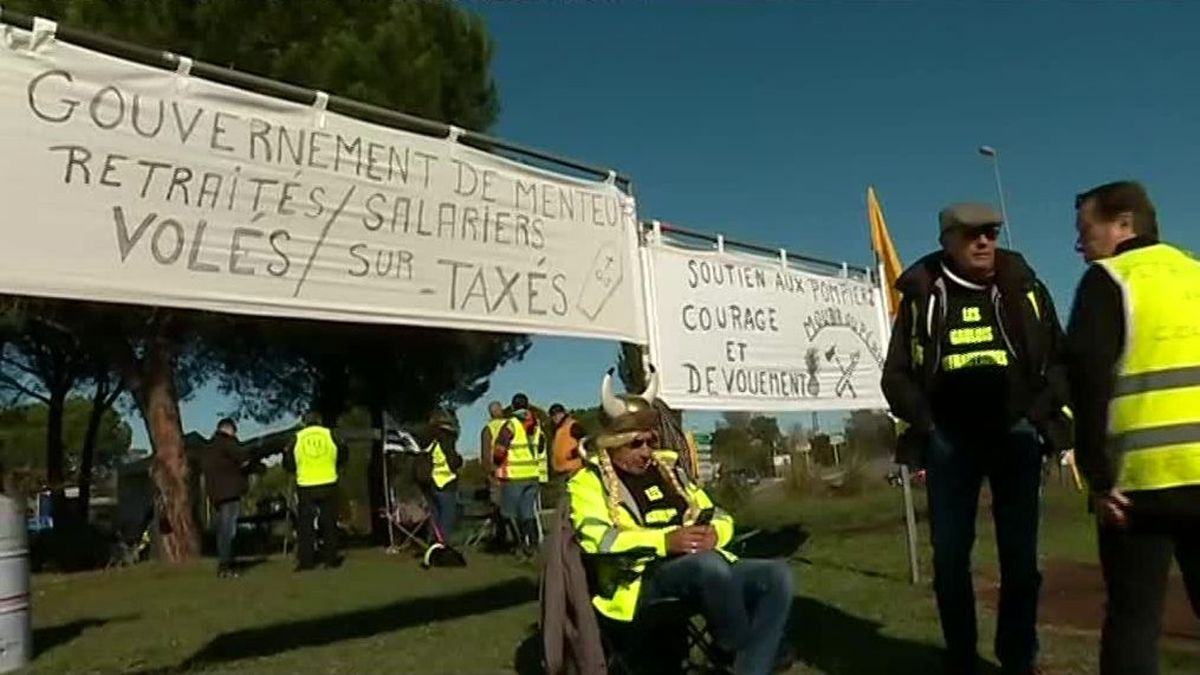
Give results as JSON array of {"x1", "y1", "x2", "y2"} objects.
[{"x1": 939, "y1": 202, "x2": 1004, "y2": 233}]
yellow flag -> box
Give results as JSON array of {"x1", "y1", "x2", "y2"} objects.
[{"x1": 868, "y1": 186, "x2": 903, "y2": 317}]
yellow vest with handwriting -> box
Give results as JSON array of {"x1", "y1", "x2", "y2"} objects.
[
  {"x1": 1098, "y1": 243, "x2": 1200, "y2": 492},
  {"x1": 294, "y1": 426, "x2": 338, "y2": 488}
]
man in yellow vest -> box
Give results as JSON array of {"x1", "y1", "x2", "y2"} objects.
[
  {"x1": 569, "y1": 369, "x2": 793, "y2": 675},
  {"x1": 1067, "y1": 181, "x2": 1200, "y2": 675},
  {"x1": 416, "y1": 408, "x2": 463, "y2": 544},
  {"x1": 549, "y1": 403, "x2": 584, "y2": 475},
  {"x1": 494, "y1": 393, "x2": 542, "y2": 556},
  {"x1": 283, "y1": 411, "x2": 347, "y2": 571}
]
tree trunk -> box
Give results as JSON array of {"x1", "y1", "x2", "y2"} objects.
[
  {"x1": 77, "y1": 377, "x2": 111, "y2": 518},
  {"x1": 314, "y1": 361, "x2": 349, "y2": 426},
  {"x1": 367, "y1": 403, "x2": 388, "y2": 545},
  {"x1": 45, "y1": 387, "x2": 68, "y2": 525},
  {"x1": 135, "y1": 338, "x2": 199, "y2": 563}
]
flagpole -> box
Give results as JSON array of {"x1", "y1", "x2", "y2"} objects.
[{"x1": 869, "y1": 187, "x2": 921, "y2": 585}]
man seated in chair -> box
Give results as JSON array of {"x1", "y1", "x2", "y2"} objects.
[{"x1": 568, "y1": 368, "x2": 794, "y2": 675}]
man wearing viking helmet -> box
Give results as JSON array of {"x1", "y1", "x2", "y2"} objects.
[{"x1": 567, "y1": 367, "x2": 795, "y2": 675}]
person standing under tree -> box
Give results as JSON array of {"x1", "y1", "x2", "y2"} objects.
[
  {"x1": 283, "y1": 411, "x2": 348, "y2": 572},
  {"x1": 549, "y1": 403, "x2": 585, "y2": 476},
  {"x1": 1066, "y1": 181, "x2": 1200, "y2": 675},
  {"x1": 201, "y1": 418, "x2": 249, "y2": 579},
  {"x1": 494, "y1": 393, "x2": 542, "y2": 557},
  {"x1": 881, "y1": 203, "x2": 1072, "y2": 675},
  {"x1": 415, "y1": 408, "x2": 464, "y2": 544}
]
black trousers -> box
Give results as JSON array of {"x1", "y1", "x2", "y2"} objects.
[
  {"x1": 297, "y1": 484, "x2": 340, "y2": 568},
  {"x1": 925, "y1": 422, "x2": 1043, "y2": 673},
  {"x1": 1099, "y1": 513, "x2": 1200, "y2": 675}
]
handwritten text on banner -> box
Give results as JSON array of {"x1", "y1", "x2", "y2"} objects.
[
  {"x1": 0, "y1": 31, "x2": 645, "y2": 342},
  {"x1": 643, "y1": 241, "x2": 887, "y2": 412}
]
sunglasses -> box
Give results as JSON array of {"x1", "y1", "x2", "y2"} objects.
[
  {"x1": 625, "y1": 433, "x2": 658, "y2": 450},
  {"x1": 959, "y1": 225, "x2": 1000, "y2": 242}
]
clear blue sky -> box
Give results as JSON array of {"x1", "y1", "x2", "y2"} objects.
[{"x1": 144, "y1": 1, "x2": 1200, "y2": 448}]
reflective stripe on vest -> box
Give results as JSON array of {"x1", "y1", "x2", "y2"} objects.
[
  {"x1": 294, "y1": 426, "x2": 338, "y2": 487},
  {"x1": 1099, "y1": 244, "x2": 1200, "y2": 492},
  {"x1": 431, "y1": 441, "x2": 457, "y2": 489},
  {"x1": 497, "y1": 418, "x2": 539, "y2": 481},
  {"x1": 574, "y1": 449, "x2": 736, "y2": 622},
  {"x1": 486, "y1": 419, "x2": 507, "y2": 441}
]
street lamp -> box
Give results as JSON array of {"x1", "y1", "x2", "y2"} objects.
[{"x1": 978, "y1": 145, "x2": 1014, "y2": 249}]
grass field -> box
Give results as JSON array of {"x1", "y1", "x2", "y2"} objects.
[{"x1": 28, "y1": 478, "x2": 1200, "y2": 674}]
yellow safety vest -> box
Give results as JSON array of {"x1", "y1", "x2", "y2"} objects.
[
  {"x1": 1099, "y1": 243, "x2": 1200, "y2": 492},
  {"x1": 294, "y1": 426, "x2": 339, "y2": 488},
  {"x1": 497, "y1": 418, "x2": 539, "y2": 481},
  {"x1": 567, "y1": 449, "x2": 736, "y2": 622},
  {"x1": 486, "y1": 418, "x2": 507, "y2": 443},
  {"x1": 430, "y1": 441, "x2": 457, "y2": 489}
]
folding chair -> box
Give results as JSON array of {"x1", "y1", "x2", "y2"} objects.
[
  {"x1": 583, "y1": 553, "x2": 725, "y2": 675},
  {"x1": 598, "y1": 595, "x2": 725, "y2": 675},
  {"x1": 459, "y1": 487, "x2": 496, "y2": 549}
]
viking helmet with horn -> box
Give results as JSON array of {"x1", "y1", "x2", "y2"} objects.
[{"x1": 595, "y1": 365, "x2": 661, "y2": 450}]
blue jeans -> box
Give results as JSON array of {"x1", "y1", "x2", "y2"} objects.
[
  {"x1": 925, "y1": 421, "x2": 1043, "y2": 673},
  {"x1": 430, "y1": 482, "x2": 458, "y2": 543},
  {"x1": 639, "y1": 551, "x2": 794, "y2": 675},
  {"x1": 215, "y1": 499, "x2": 241, "y2": 567},
  {"x1": 500, "y1": 480, "x2": 539, "y2": 520}
]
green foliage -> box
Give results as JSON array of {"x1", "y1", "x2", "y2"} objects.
[
  {"x1": 711, "y1": 411, "x2": 780, "y2": 477},
  {"x1": 0, "y1": 397, "x2": 133, "y2": 476},
  {"x1": 844, "y1": 410, "x2": 896, "y2": 460},
  {"x1": 10, "y1": 0, "x2": 499, "y2": 132}
]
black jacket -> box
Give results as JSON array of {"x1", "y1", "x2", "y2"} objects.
[
  {"x1": 1066, "y1": 237, "x2": 1200, "y2": 516},
  {"x1": 201, "y1": 433, "x2": 249, "y2": 504},
  {"x1": 882, "y1": 250, "x2": 1072, "y2": 464}
]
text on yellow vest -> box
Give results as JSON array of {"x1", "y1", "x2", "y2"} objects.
[
  {"x1": 1098, "y1": 243, "x2": 1200, "y2": 492},
  {"x1": 294, "y1": 426, "x2": 339, "y2": 487}
]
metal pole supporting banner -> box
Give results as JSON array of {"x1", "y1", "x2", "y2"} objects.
[{"x1": 874, "y1": 263, "x2": 921, "y2": 585}]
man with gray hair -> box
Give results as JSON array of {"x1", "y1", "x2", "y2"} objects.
[{"x1": 882, "y1": 202, "x2": 1071, "y2": 675}]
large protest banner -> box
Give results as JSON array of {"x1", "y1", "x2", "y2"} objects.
[
  {"x1": 0, "y1": 27, "x2": 645, "y2": 343},
  {"x1": 642, "y1": 235, "x2": 889, "y2": 412}
]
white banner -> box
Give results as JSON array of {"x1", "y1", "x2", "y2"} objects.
[
  {"x1": 643, "y1": 238, "x2": 888, "y2": 412},
  {"x1": 0, "y1": 28, "x2": 645, "y2": 342}
]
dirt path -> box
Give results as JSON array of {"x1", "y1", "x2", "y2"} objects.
[{"x1": 979, "y1": 559, "x2": 1199, "y2": 643}]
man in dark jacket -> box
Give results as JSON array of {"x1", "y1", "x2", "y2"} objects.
[
  {"x1": 202, "y1": 418, "x2": 249, "y2": 578},
  {"x1": 1066, "y1": 181, "x2": 1200, "y2": 675},
  {"x1": 881, "y1": 203, "x2": 1071, "y2": 675}
]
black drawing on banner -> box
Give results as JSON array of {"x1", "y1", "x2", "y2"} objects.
[
  {"x1": 802, "y1": 308, "x2": 884, "y2": 367},
  {"x1": 293, "y1": 185, "x2": 357, "y2": 297},
  {"x1": 824, "y1": 345, "x2": 860, "y2": 398},
  {"x1": 804, "y1": 348, "x2": 821, "y2": 397},
  {"x1": 576, "y1": 243, "x2": 623, "y2": 321}
]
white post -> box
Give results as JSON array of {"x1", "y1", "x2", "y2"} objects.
[{"x1": 876, "y1": 262, "x2": 921, "y2": 585}]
